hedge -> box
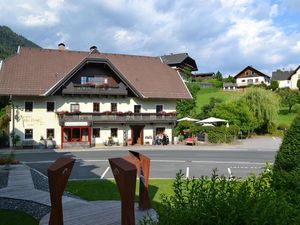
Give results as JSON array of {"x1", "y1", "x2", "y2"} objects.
[
  {"x1": 190, "y1": 125, "x2": 240, "y2": 143},
  {"x1": 273, "y1": 114, "x2": 300, "y2": 203}
]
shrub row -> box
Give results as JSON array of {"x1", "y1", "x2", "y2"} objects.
[
  {"x1": 191, "y1": 125, "x2": 240, "y2": 144},
  {"x1": 273, "y1": 114, "x2": 300, "y2": 204},
  {"x1": 142, "y1": 167, "x2": 299, "y2": 225},
  {"x1": 0, "y1": 153, "x2": 19, "y2": 165}
]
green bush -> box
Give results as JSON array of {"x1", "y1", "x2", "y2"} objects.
[
  {"x1": 149, "y1": 168, "x2": 298, "y2": 225},
  {"x1": 273, "y1": 115, "x2": 300, "y2": 203},
  {"x1": 190, "y1": 125, "x2": 240, "y2": 143},
  {"x1": 0, "y1": 130, "x2": 9, "y2": 148},
  {"x1": 277, "y1": 123, "x2": 289, "y2": 130},
  {"x1": 0, "y1": 152, "x2": 18, "y2": 165}
]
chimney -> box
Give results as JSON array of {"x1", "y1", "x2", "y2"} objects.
[
  {"x1": 89, "y1": 46, "x2": 99, "y2": 53},
  {"x1": 58, "y1": 43, "x2": 66, "y2": 50}
]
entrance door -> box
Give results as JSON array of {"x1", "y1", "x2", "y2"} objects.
[{"x1": 131, "y1": 126, "x2": 144, "y2": 145}]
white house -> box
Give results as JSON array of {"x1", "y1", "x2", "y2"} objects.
[
  {"x1": 234, "y1": 66, "x2": 270, "y2": 88},
  {"x1": 290, "y1": 66, "x2": 300, "y2": 89},
  {"x1": 272, "y1": 67, "x2": 300, "y2": 89},
  {"x1": 271, "y1": 69, "x2": 293, "y2": 88},
  {"x1": 0, "y1": 44, "x2": 192, "y2": 149}
]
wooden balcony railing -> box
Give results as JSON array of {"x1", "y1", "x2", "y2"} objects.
[{"x1": 57, "y1": 112, "x2": 177, "y2": 125}]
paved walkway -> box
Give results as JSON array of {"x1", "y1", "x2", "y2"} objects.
[{"x1": 0, "y1": 165, "x2": 156, "y2": 225}]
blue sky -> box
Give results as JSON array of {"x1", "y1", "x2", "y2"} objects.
[{"x1": 1, "y1": 0, "x2": 300, "y2": 76}]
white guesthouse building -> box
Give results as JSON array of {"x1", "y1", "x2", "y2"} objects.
[
  {"x1": 234, "y1": 66, "x2": 270, "y2": 88},
  {"x1": 0, "y1": 45, "x2": 191, "y2": 148}
]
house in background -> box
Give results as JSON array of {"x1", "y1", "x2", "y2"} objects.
[
  {"x1": 160, "y1": 53, "x2": 198, "y2": 80},
  {"x1": 192, "y1": 72, "x2": 215, "y2": 81},
  {"x1": 234, "y1": 66, "x2": 270, "y2": 88},
  {"x1": 272, "y1": 67, "x2": 300, "y2": 89},
  {"x1": 271, "y1": 69, "x2": 293, "y2": 89},
  {"x1": 223, "y1": 82, "x2": 237, "y2": 91},
  {"x1": 289, "y1": 66, "x2": 300, "y2": 89},
  {"x1": 0, "y1": 44, "x2": 192, "y2": 149}
]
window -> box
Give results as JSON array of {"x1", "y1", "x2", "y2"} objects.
[
  {"x1": 156, "y1": 105, "x2": 163, "y2": 113},
  {"x1": 111, "y1": 103, "x2": 117, "y2": 112},
  {"x1": 241, "y1": 80, "x2": 245, "y2": 82},
  {"x1": 70, "y1": 104, "x2": 80, "y2": 112},
  {"x1": 255, "y1": 79, "x2": 259, "y2": 83},
  {"x1": 93, "y1": 128, "x2": 100, "y2": 138},
  {"x1": 247, "y1": 79, "x2": 253, "y2": 83},
  {"x1": 81, "y1": 76, "x2": 88, "y2": 84},
  {"x1": 134, "y1": 105, "x2": 141, "y2": 113},
  {"x1": 93, "y1": 103, "x2": 100, "y2": 112},
  {"x1": 25, "y1": 101, "x2": 33, "y2": 112},
  {"x1": 25, "y1": 129, "x2": 33, "y2": 139},
  {"x1": 111, "y1": 128, "x2": 118, "y2": 137},
  {"x1": 47, "y1": 129, "x2": 55, "y2": 139},
  {"x1": 46, "y1": 102, "x2": 55, "y2": 112}
]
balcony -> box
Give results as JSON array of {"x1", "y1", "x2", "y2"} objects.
[
  {"x1": 62, "y1": 82, "x2": 128, "y2": 96},
  {"x1": 57, "y1": 112, "x2": 177, "y2": 125}
]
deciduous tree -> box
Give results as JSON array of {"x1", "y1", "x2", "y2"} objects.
[
  {"x1": 278, "y1": 89, "x2": 299, "y2": 113},
  {"x1": 242, "y1": 88, "x2": 279, "y2": 133}
]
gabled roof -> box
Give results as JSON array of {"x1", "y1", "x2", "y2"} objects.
[
  {"x1": 160, "y1": 53, "x2": 198, "y2": 71},
  {"x1": 272, "y1": 70, "x2": 293, "y2": 81},
  {"x1": 192, "y1": 72, "x2": 215, "y2": 77},
  {"x1": 0, "y1": 47, "x2": 192, "y2": 99},
  {"x1": 288, "y1": 65, "x2": 300, "y2": 79},
  {"x1": 234, "y1": 66, "x2": 270, "y2": 79},
  {"x1": 161, "y1": 53, "x2": 189, "y2": 64}
]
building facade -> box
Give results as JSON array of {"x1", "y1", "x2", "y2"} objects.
[
  {"x1": 234, "y1": 66, "x2": 270, "y2": 88},
  {"x1": 290, "y1": 66, "x2": 300, "y2": 89},
  {"x1": 271, "y1": 67, "x2": 300, "y2": 89},
  {"x1": 0, "y1": 46, "x2": 191, "y2": 148}
]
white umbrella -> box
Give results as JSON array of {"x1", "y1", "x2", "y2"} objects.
[
  {"x1": 177, "y1": 117, "x2": 200, "y2": 122},
  {"x1": 196, "y1": 117, "x2": 228, "y2": 124},
  {"x1": 202, "y1": 123, "x2": 215, "y2": 127}
]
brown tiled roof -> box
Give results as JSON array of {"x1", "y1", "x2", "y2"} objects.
[
  {"x1": 234, "y1": 66, "x2": 270, "y2": 79},
  {"x1": 0, "y1": 47, "x2": 191, "y2": 99}
]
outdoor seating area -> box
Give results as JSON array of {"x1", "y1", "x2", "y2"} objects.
[{"x1": 176, "y1": 116, "x2": 229, "y2": 145}]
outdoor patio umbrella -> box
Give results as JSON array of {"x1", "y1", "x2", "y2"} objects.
[
  {"x1": 196, "y1": 117, "x2": 228, "y2": 124},
  {"x1": 177, "y1": 117, "x2": 200, "y2": 122},
  {"x1": 202, "y1": 123, "x2": 215, "y2": 127}
]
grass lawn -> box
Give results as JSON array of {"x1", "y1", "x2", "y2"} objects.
[
  {"x1": 66, "y1": 179, "x2": 174, "y2": 207},
  {"x1": 277, "y1": 107, "x2": 299, "y2": 125},
  {"x1": 195, "y1": 88, "x2": 241, "y2": 113},
  {"x1": 277, "y1": 112, "x2": 298, "y2": 125},
  {"x1": 195, "y1": 88, "x2": 297, "y2": 126},
  {"x1": 0, "y1": 209, "x2": 38, "y2": 225}
]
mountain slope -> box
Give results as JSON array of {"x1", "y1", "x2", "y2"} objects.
[{"x1": 0, "y1": 25, "x2": 40, "y2": 59}]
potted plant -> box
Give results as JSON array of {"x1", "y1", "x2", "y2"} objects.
[
  {"x1": 46, "y1": 136, "x2": 55, "y2": 149},
  {"x1": 39, "y1": 136, "x2": 46, "y2": 149},
  {"x1": 10, "y1": 132, "x2": 20, "y2": 148}
]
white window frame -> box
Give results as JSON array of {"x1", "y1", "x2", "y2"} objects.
[
  {"x1": 24, "y1": 128, "x2": 33, "y2": 140},
  {"x1": 24, "y1": 101, "x2": 34, "y2": 112},
  {"x1": 156, "y1": 104, "x2": 164, "y2": 113},
  {"x1": 46, "y1": 101, "x2": 56, "y2": 112},
  {"x1": 134, "y1": 104, "x2": 142, "y2": 113}
]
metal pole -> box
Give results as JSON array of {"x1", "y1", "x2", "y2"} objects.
[{"x1": 10, "y1": 95, "x2": 15, "y2": 148}]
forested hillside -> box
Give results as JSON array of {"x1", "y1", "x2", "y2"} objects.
[{"x1": 0, "y1": 25, "x2": 40, "y2": 59}]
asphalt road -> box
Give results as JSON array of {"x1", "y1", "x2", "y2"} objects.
[{"x1": 9, "y1": 136, "x2": 281, "y2": 180}]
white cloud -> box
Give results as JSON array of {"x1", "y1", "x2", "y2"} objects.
[
  {"x1": 1, "y1": 0, "x2": 300, "y2": 74},
  {"x1": 47, "y1": 0, "x2": 64, "y2": 9},
  {"x1": 19, "y1": 11, "x2": 59, "y2": 27},
  {"x1": 269, "y1": 4, "x2": 279, "y2": 17}
]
